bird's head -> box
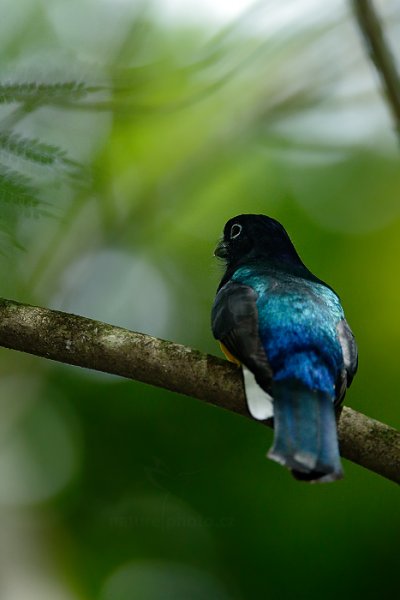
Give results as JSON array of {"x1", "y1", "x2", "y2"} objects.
[{"x1": 214, "y1": 214, "x2": 302, "y2": 269}]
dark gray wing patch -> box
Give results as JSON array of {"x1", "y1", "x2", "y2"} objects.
[
  {"x1": 337, "y1": 319, "x2": 358, "y2": 386},
  {"x1": 335, "y1": 319, "x2": 358, "y2": 404},
  {"x1": 211, "y1": 281, "x2": 273, "y2": 391}
]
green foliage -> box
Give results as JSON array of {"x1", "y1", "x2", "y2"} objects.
[
  {"x1": 0, "y1": 1, "x2": 400, "y2": 600},
  {"x1": 0, "y1": 81, "x2": 93, "y2": 104},
  {"x1": 0, "y1": 131, "x2": 71, "y2": 166},
  {"x1": 0, "y1": 81, "x2": 96, "y2": 253}
]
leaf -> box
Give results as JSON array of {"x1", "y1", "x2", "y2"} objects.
[
  {"x1": 0, "y1": 132, "x2": 67, "y2": 166},
  {"x1": 0, "y1": 81, "x2": 100, "y2": 105},
  {"x1": 0, "y1": 165, "x2": 48, "y2": 215}
]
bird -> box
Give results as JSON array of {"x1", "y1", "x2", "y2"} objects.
[{"x1": 211, "y1": 214, "x2": 358, "y2": 482}]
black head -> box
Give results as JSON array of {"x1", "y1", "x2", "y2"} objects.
[{"x1": 214, "y1": 214, "x2": 303, "y2": 269}]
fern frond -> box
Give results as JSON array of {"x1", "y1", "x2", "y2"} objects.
[
  {"x1": 0, "y1": 132, "x2": 68, "y2": 166},
  {"x1": 0, "y1": 165, "x2": 49, "y2": 216},
  {"x1": 0, "y1": 132, "x2": 88, "y2": 187},
  {"x1": 0, "y1": 81, "x2": 100, "y2": 105}
]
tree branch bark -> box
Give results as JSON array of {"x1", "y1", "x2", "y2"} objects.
[
  {"x1": 0, "y1": 297, "x2": 399, "y2": 484},
  {"x1": 352, "y1": 0, "x2": 400, "y2": 139}
]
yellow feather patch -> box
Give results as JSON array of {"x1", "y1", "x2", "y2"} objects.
[{"x1": 219, "y1": 342, "x2": 241, "y2": 365}]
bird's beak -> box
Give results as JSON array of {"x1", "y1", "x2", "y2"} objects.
[{"x1": 214, "y1": 239, "x2": 228, "y2": 259}]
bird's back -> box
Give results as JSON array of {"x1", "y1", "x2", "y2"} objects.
[{"x1": 231, "y1": 265, "x2": 344, "y2": 395}]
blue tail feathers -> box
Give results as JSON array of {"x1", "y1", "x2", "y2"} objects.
[{"x1": 268, "y1": 380, "x2": 343, "y2": 483}]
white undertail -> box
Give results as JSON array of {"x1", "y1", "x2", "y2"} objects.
[{"x1": 242, "y1": 365, "x2": 274, "y2": 420}]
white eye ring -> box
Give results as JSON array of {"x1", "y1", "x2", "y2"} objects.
[{"x1": 230, "y1": 223, "x2": 242, "y2": 239}]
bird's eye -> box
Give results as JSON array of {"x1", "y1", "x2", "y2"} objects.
[{"x1": 230, "y1": 223, "x2": 242, "y2": 239}]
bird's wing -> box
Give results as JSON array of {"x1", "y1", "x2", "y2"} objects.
[
  {"x1": 335, "y1": 319, "x2": 358, "y2": 404},
  {"x1": 337, "y1": 319, "x2": 358, "y2": 387},
  {"x1": 211, "y1": 281, "x2": 274, "y2": 420}
]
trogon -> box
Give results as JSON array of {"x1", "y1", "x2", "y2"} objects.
[{"x1": 211, "y1": 214, "x2": 358, "y2": 482}]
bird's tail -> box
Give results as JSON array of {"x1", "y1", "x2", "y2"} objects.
[{"x1": 268, "y1": 380, "x2": 343, "y2": 483}]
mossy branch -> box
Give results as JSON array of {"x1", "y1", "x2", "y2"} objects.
[{"x1": 0, "y1": 297, "x2": 399, "y2": 484}]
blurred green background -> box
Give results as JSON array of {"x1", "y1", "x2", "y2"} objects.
[{"x1": 0, "y1": 0, "x2": 399, "y2": 598}]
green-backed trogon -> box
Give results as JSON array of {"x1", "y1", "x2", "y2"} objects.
[{"x1": 211, "y1": 214, "x2": 358, "y2": 482}]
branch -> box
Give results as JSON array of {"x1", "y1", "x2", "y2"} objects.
[
  {"x1": 352, "y1": 0, "x2": 400, "y2": 139},
  {"x1": 0, "y1": 297, "x2": 399, "y2": 484}
]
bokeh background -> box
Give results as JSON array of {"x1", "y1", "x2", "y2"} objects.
[{"x1": 0, "y1": 0, "x2": 399, "y2": 598}]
